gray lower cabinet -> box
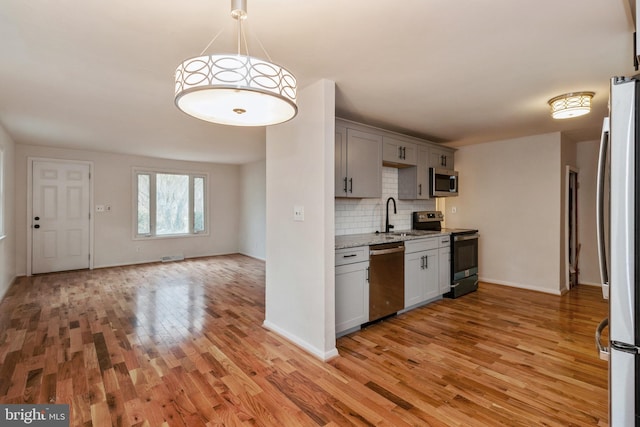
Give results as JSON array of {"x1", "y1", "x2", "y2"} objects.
[
  {"x1": 404, "y1": 238, "x2": 439, "y2": 309},
  {"x1": 438, "y1": 236, "x2": 451, "y2": 294},
  {"x1": 335, "y1": 235, "x2": 450, "y2": 336},
  {"x1": 335, "y1": 247, "x2": 369, "y2": 335}
]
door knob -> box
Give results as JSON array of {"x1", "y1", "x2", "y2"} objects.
[
  {"x1": 34, "y1": 216, "x2": 40, "y2": 221},
  {"x1": 34, "y1": 224, "x2": 40, "y2": 229}
]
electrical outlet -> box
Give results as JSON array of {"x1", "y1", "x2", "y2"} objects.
[{"x1": 293, "y1": 205, "x2": 304, "y2": 221}]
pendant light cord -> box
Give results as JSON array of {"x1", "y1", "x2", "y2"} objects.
[
  {"x1": 198, "y1": 2, "x2": 273, "y2": 62},
  {"x1": 199, "y1": 25, "x2": 227, "y2": 56}
]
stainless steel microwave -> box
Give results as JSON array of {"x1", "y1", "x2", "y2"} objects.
[{"x1": 429, "y1": 168, "x2": 458, "y2": 197}]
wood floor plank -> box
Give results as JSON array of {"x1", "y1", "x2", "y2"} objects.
[{"x1": 0, "y1": 255, "x2": 608, "y2": 426}]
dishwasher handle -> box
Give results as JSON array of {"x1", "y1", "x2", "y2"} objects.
[{"x1": 370, "y1": 246, "x2": 405, "y2": 256}]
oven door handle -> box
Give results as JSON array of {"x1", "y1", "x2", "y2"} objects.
[{"x1": 454, "y1": 233, "x2": 479, "y2": 242}]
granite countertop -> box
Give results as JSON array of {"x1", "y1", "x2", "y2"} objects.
[{"x1": 335, "y1": 230, "x2": 450, "y2": 249}]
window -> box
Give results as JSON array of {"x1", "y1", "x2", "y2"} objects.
[{"x1": 134, "y1": 169, "x2": 207, "y2": 238}]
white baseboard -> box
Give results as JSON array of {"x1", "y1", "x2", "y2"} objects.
[
  {"x1": 262, "y1": 320, "x2": 339, "y2": 362},
  {"x1": 579, "y1": 281, "x2": 601, "y2": 287},
  {"x1": 238, "y1": 252, "x2": 266, "y2": 261},
  {"x1": 480, "y1": 277, "x2": 563, "y2": 296},
  {"x1": 94, "y1": 251, "x2": 237, "y2": 270}
]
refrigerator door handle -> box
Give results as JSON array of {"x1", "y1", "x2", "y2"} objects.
[
  {"x1": 596, "y1": 116, "x2": 610, "y2": 299},
  {"x1": 595, "y1": 317, "x2": 609, "y2": 361}
]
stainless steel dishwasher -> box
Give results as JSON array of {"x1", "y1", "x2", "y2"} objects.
[{"x1": 369, "y1": 242, "x2": 405, "y2": 322}]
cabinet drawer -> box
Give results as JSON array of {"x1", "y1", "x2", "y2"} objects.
[
  {"x1": 336, "y1": 246, "x2": 369, "y2": 266},
  {"x1": 404, "y1": 238, "x2": 438, "y2": 254},
  {"x1": 438, "y1": 235, "x2": 451, "y2": 247}
]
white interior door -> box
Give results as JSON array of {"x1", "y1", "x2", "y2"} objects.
[{"x1": 32, "y1": 160, "x2": 91, "y2": 274}]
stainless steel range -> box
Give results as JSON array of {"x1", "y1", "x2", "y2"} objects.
[{"x1": 413, "y1": 211, "x2": 479, "y2": 298}]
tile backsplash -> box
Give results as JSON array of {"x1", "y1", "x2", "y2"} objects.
[{"x1": 335, "y1": 167, "x2": 435, "y2": 235}]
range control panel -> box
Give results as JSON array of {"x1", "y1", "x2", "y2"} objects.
[{"x1": 413, "y1": 210, "x2": 444, "y2": 223}]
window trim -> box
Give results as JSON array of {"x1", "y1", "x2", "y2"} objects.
[
  {"x1": 0, "y1": 147, "x2": 4, "y2": 240},
  {"x1": 132, "y1": 168, "x2": 209, "y2": 240}
]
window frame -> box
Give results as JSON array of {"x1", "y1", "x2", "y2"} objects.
[
  {"x1": 0, "y1": 147, "x2": 4, "y2": 240},
  {"x1": 132, "y1": 168, "x2": 208, "y2": 240}
]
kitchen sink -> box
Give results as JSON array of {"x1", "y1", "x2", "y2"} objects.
[{"x1": 389, "y1": 231, "x2": 421, "y2": 237}]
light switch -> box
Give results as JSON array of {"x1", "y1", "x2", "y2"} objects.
[
  {"x1": 451, "y1": 206, "x2": 457, "y2": 214},
  {"x1": 293, "y1": 205, "x2": 304, "y2": 221}
]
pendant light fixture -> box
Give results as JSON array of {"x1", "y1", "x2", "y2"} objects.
[
  {"x1": 174, "y1": 0, "x2": 297, "y2": 126},
  {"x1": 548, "y1": 92, "x2": 594, "y2": 119}
]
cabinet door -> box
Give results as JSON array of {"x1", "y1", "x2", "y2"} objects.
[
  {"x1": 404, "y1": 251, "x2": 425, "y2": 308},
  {"x1": 397, "y1": 146, "x2": 429, "y2": 200},
  {"x1": 416, "y1": 146, "x2": 429, "y2": 200},
  {"x1": 336, "y1": 262, "x2": 369, "y2": 334},
  {"x1": 383, "y1": 137, "x2": 417, "y2": 166},
  {"x1": 423, "y1": 249, "x2": 439, "y2": 300},
  {"x1": 439, "y1": 246, "x2": 451, "y2": 294},
  {"x1": 335, "y1": 125, "x2": 348, "y2": 196},
  {"x1": 429, "y1": 147, "x2": 455, "y2": 170},
  {"x1": 346, "y1": 129, "x2": 382, "y2": 198}
]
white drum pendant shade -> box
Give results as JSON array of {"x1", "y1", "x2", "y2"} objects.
[{"x1": 175, "y1": 54, "x2": 297, "y2": 126}]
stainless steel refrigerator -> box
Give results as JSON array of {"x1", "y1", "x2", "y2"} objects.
[{"x1": 596, "y1": 76, "x2": 640, "y2": 426}]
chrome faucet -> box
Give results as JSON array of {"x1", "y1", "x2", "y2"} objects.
[{"x1": 385, "y1": 197, "x2": 397, "y2": 233}]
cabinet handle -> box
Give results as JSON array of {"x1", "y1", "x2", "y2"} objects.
[
  {"x1": 398, "y1": 146, "x2": 403, "y2": 159},
  {"x1": 420, "y1": 255, "x2": 425, "y2": 269},
  {"x1": 366, "y1": 267, "x2": 369, "y2": 282},
  {"x1": 349, "y1": 178, "x2": 353, "y2": 193},
  {"x1": 418, "y1": 183, "x2": 422, "y2": 196},
  {"x1": 343, "y1": 177, "x2": 348, "y2": 193},
  {"x1": 425, "y1": 255, "x2": 428, "y2": 269},
  {"x1": 343, "y1": 254, "x2": 357, "y2": 258}
]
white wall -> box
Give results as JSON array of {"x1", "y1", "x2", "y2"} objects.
[
  {"x1": 0, "y1": 123, "x2": 16, "y2": 299},
  {"x1": 264, "y1": 79, "x2": 338, "y2": 360},
  {"x1": 15, "y1": 144, "x2": 241, "y2": 274},
  {"x1": 239, "y1": 159, "x2": 266, "y2": 260},
  {"x1": 576, "y1": 139, "x2": 600, "y2": 285},
  {"x1": 446, "y1": 132, "x2": 564, "y2": 294}
]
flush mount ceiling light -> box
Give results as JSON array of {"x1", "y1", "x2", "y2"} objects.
[
  {"x1": 548, "y1": 92, "x2": 595, "y2": 120},
  {"x1": 174, "y1": 0, "x2": 297, "y2": 126}
]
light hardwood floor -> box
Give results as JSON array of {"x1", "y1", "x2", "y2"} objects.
[{"x1": 0, "y1": 254, "x2": 608, "y2": 426}]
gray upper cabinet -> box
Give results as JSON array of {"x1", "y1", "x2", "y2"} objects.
[
  {"x1": 429, "y1": 147, "x2": 455, "y2": 170},
  {"x1": 336, "y1": 118, "x2": 453, "y2": 200},
  {"x1": 398, "y1": 146, "x2": 430, "y2": 200},
  {"x1": 335, "y1": 123, "x2": 382, "y2": 198},
  {"x1": 382, "y1": 136, "x2": 417, "y2": 167}
]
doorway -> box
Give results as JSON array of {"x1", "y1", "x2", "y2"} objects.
[
  {"x1": 29, "y1": 159, "x2": 93, "y2": 274},
  {"x1": 566, "y1": 167, "x2": 579, "y2": 289}
]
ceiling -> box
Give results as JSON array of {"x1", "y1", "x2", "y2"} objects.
[{"x1": 0, "y1": 0, "x2": 635, "y2": 164}]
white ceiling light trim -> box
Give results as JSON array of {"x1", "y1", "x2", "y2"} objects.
[
  {"x1": 174, "y1": 0, "x2": 297, "y2": 127},
  {"x1": 548, "y1": 92, "x2": 594, "y2": 120}
]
